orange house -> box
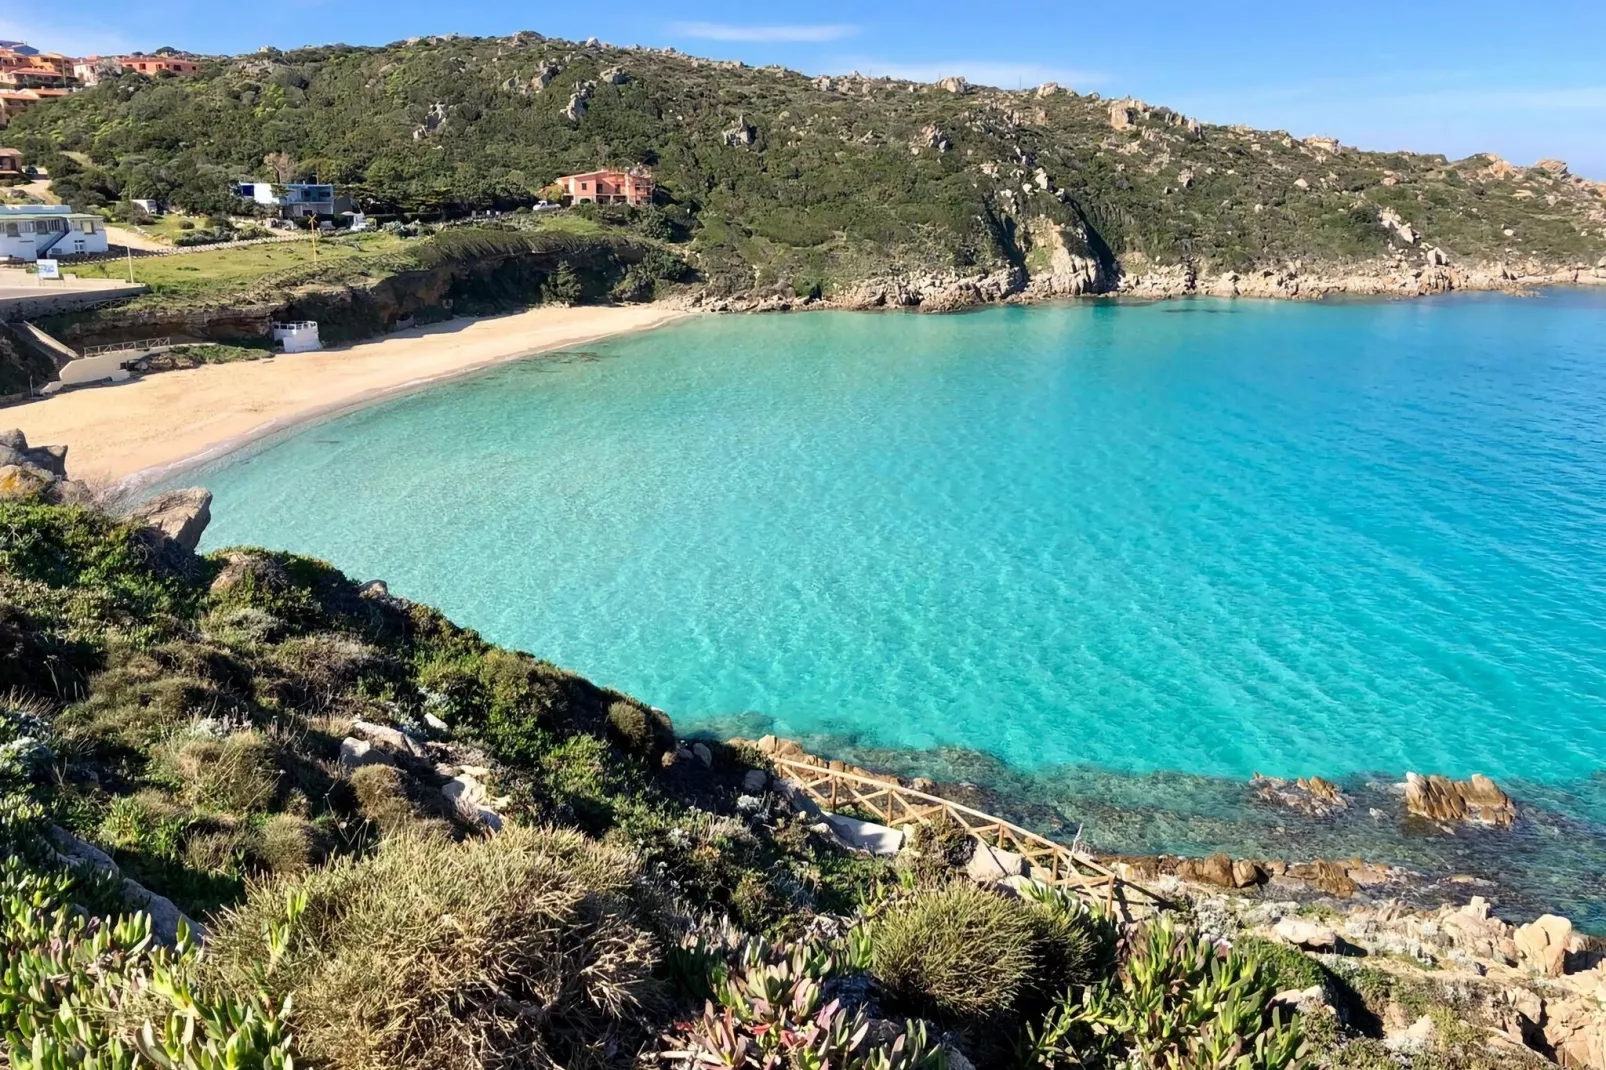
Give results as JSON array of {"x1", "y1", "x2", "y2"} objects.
[
  {"x1": 0, "y1": 88, "x2": 68, "y2": 127},
  {"x1": 0, "y1": 146, "x2": 23, "y2": 182},
  {"x1": 556, "y1": 168, "x2": 654, "y2": 206},
  {"x1": 117, "y1": 55, "x2": 200, "y2": 76}
]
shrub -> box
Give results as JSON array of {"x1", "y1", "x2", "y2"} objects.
[
  {"x1": 605, "y1": 699, "x2": 673, "y2": 762},
  {"x1": 874, "y1": 882, "x2": 1038, "y2": 1021},
  {"x1": 160, "y1": 728, "x2": 282, "y2": 813},
  {"x1": 184, "y1": 825, "x2": 248, "y2": 873},
  {"x1": 1018, "y1": 884, "x2": 1119, "y2": 1010},
  {"x1": 348, "y1": 763, "x2": 450, "y2": 839},
  {"x1": 203, "y1": 825, "x2": 661, "y2": 1070},
  {"x1": 256, "y1": 812, "x2": 318, "y2": 873},
  {"x1": 904, "y1": 814, "x2": 974, "y2": 884}
]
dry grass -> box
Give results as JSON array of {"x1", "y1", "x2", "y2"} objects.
[
  {"x1": 349, "y1": 763, "x2": 452, "y2": 840},
  {"x1": 255, "y1": 813, "x2": 318, "y2": 874},
  {"x1": 160, "y1": 729, "x2": 282, "y2": 814},
  {"x1": 204, "y1": 825, "x2": 661, "y2": 1070}
]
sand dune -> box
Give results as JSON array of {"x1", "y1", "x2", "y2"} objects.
[{"x1": 6, "y1": 304, "x2": 691, "y2": 497}]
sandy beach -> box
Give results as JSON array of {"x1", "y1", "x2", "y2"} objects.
[{"x1": 5, "y1": 304, "x2": 691, "y2": 497}]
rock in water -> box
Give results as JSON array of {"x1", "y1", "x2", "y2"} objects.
[
  {"x1": 1404, "y1": 772, "x2": 1516, "y2": 827},
  {"x1": 127, "y1": 488, "x2": 213, "y2": 552}
]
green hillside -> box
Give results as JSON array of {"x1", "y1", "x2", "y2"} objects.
[{"x1": 9, "y1": 32, "x2": 1605, "y2": 299}]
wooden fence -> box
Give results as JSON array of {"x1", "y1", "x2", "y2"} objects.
[{"x1": 771, "y1": 755, "x2": 1167, "y2": 919}]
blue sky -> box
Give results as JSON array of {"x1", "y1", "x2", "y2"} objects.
[{"x1": 12, "y1": 1, "x2": 1606, "y2": 177}]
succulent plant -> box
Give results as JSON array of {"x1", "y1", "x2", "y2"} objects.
[
  {"x1": 662, "y1": 937, "x2": 945, "y2": 1070},
  {"x1": 1018, "y1": 916, "x2": 1306, "y2": 1070}
]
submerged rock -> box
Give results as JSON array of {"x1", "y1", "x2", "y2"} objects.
[
  {"x1": 1251, "y1": 773, "x2": 1349, "y2": 817},
  {"x1": 1405, "y1": 772, "x2": 1516, "y2": 827}
]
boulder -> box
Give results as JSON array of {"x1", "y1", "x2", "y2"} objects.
[
  {"x1": 820, "y1": 812, "x2": 904, "y2": 856},
  {"x1": 442, "y1": 772, "x2": 506, "y2": 831},
  {"x1": 1440, "y1": 896, "x2": 1518, "y2": 963},
  {"x1": 1251, "y1": 774, "x2": 1349, "y2": 816},
  {"x1": 1515, "y1": 914, "x2": 1573, "y2": 976},
  {"x1": 1274, "y1": 918, "x2": 1340, "y2": 951},
  {"x1": 691, "y1": 742, "x2": 713, "y2": 767},
  {"x1": 339, "y1": 737, "x2": 392, "y2": 771},
  {"x1": 1384, "y1": 1014, "x2": 1438, "y2": 1054},
  {"x1": 1271, "y1": 985, "x2": 1328, "y2": 1012},
  {"x1": 1177, "y1": 852, "x2": 1237, "y2": 888},
  {"x1": 741, "y1": 768, "x2": 768, "y2": 793},
  {"x1": 1285, "y1": 859, "x2": 1357, "y2": 897},
  {"x1": 936, "y1": 76, "x2": 969, "y2": 94},
  {"x1": 123, "y1": 878, "x2": 202, "y2": 945},
  {"x1": 350, "y1": 718, "x2": 427, "y2": 758},
  {"x1": 598, "y1": 65, "x2": 627, "y2": 85},
  {"x1": 1545, "y1": 996, "x2": 1606, "y2": 1068},
  {"x1": 967, "y1": 844, "x2": 1026, "y2": 883},
  {"x1": 126, "y1": 488, "x2": 213, "y2": 552},
  {"x1": 1232, "y1": 859, "x2": 1265, "y2": 887},
  {"x1": 0, "y1": 464, "x2": 52, "y2": 501},
  {"x1": 1404, "y1": 772, "x2": 1516, "y2": 827},
  {"x1": 46, "y1": 826, "x2": 200, "y2": 944}
]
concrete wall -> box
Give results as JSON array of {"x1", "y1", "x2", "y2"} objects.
[{"x1": 0, "y1": 282, "x2": 147, "y2": 322}]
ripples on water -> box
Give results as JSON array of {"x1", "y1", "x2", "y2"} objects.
[{"x1": 186, "y1": 292, "x2": 1606, "y2": 922}]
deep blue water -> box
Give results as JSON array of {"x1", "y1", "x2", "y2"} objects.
[{"x1": 182, "y1": 292, "x2": 1606, "y2": 918}]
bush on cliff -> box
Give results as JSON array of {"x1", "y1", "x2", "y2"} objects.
[
  {"x1": 874, "y1": 882, "x2": 1040, "y2": 1021},
  {"x1": 204, "y1": 825, "x2": 661, "y2": 1070}
]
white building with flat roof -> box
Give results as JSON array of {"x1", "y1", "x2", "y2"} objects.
[{"x1": 0, "y1": 205, "x2": 108, "y2": 261}]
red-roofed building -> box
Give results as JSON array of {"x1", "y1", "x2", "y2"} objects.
[{"x1": 555, "y1": 168, "x2": 654, "y2": 206}]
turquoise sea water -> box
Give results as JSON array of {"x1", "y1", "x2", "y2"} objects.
[{"x1": 185, "y1": 292, "x2": 1606, "y2": 917}]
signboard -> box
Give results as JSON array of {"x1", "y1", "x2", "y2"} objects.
[{"x1": 35, "y1": 259, "x2": 60, "y2": 281}]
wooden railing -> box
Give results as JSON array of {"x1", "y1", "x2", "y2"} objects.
[
  {"x1": 80, "y1": 336, "x2": 170, "y2": 358},
  {"x1": 771, "y1": 755, "x2": 1168, "y2": 919}
]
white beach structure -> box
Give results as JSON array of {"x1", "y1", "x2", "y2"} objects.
[{"x1": 272, "y1": 321, "x2": 321, "y2": 353}]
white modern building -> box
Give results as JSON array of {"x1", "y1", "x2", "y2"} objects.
[{"x1": 0, "y1": 205, "x2": 108, "y2": 261}]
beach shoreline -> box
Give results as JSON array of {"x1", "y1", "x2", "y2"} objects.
[{"x1": 4, "y1": 303, "x2": 693, "y2": 502}]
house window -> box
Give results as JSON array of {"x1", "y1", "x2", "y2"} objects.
[
  {"x1": 580, "y1": 182, "x2": 588, "y2": 190},
  {"x1": 2, "y1": 222, "x2": 16, "y2": 237},
  {"x1": 77, "y1": 219, "x2": 95, "y2": 233}
]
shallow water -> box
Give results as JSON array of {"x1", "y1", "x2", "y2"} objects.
[{"x1": 183, "y1": 292, "x2": 1606, "y2": 920}]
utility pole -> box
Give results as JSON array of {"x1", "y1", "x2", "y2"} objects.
[
  {"x1": 308, "y1": 212, "x2": 318, "y2": 263},
  {"x1": 126, "y1": 242, "x2": 135, "y2": 284}
]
